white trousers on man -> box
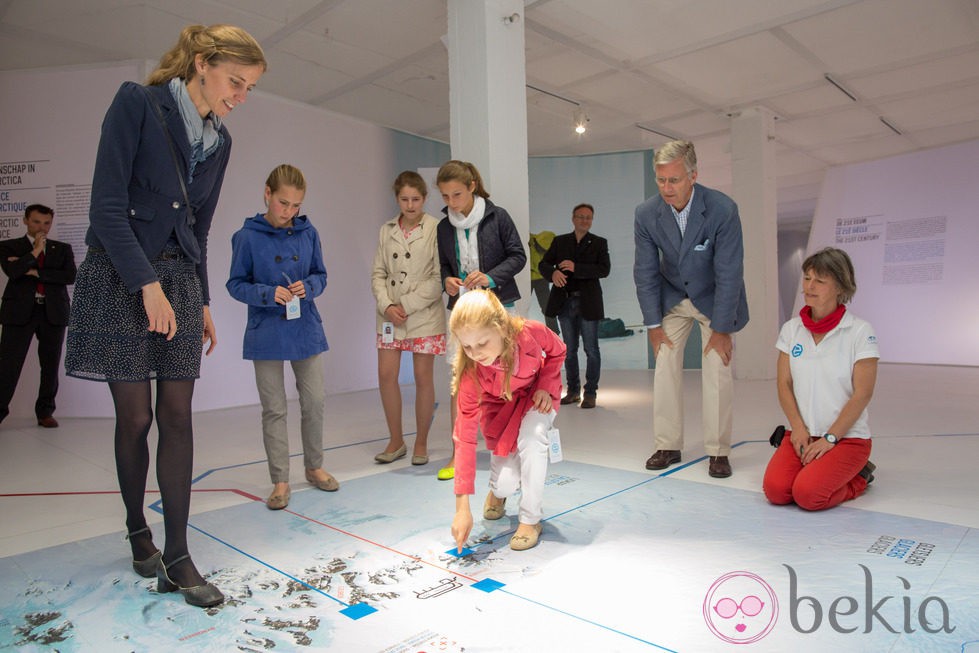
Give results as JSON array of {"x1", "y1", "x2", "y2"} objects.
[
  {"x1": 653, "y1": 299, "x2": 733, "y2": 456},
  {"x1": 488, "y1": 408, "x2": 555, "y2": 524}
]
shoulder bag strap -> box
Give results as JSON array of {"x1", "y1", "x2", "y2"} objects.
[{"x1": 140, "y1": 85, "x2": 195, "y2": 227}]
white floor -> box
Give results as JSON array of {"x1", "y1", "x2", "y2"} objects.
[{"x1": 1, "y1": 364, "x2": 978, "y2": 650}]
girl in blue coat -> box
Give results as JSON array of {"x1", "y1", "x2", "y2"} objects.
[{"x1": 227, "y1": 164, "x2": 338, "y2": 510}]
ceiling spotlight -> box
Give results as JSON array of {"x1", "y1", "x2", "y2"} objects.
[{"x1": 573, "y1": 108, "x2": 589, "y2": 134}]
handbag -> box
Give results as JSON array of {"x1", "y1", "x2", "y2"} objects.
[{"x1": 769, "y1": 425, "x2": 786, "y2": 448}]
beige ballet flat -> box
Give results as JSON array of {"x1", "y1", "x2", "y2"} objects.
[
  {"x1": 509, "y1": 523, "x2": 543, "y2": 551},
  {"x1": 374, "y1": 443, "x2": 407, "y2": 464},
  {"x1": 266, "y1": 488, "x2": 291, "y2": 510},
  {"x1": 305, "y1": 469, "x2": 340, "y2": 492},
  {"x1": 483, "y1": 492, "x2": 507, "y2": 520}
]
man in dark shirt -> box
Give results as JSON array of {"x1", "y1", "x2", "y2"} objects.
[{"x1": 539, "y1": 203, "x2": 611, "y2": 409}]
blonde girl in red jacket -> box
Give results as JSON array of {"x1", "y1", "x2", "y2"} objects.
[{"x1": 448, "y1": 290, "x2": 566, "y2": 553}]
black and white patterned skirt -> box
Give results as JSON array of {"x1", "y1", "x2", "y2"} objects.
[{"x1": 65, "y1": 245, "x2": 204, "y2": 382}]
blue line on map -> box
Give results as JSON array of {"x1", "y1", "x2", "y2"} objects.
[
  {"x1": 185, "y1": 520, "x2": 351, "y2": 609},
  {"x1": 500, "y1": 588, "x2": 679, "y2": 652},
  {"x1": 467, "y1": 441, "x2": 758, "y2": 550},
  {"x1": 146, "y1": 433, "x2": 405, "y2": 511},
  {"x1": 191, "y1": 433, "x2": 402, "y2": 484}
]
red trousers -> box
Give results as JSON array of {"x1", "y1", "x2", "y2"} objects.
[{"x1": 763, "y1": 433, "x2": 872, "y2": 511}]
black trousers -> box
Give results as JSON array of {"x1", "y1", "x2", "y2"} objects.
[{"x1": 0, "y1": 302, "x2": 66, "y2": 420}]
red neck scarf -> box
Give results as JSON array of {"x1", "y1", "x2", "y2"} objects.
[{"x1": 800, "y1": 304, "x2": 846, "y2": 334}]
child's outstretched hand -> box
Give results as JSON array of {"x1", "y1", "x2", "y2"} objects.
[
  {"x1": 532, "y1": 389, "x2": 552, "y2": 413},
  {"x1": 451, "y1": 509, "x2": 473, "y2": 554}
]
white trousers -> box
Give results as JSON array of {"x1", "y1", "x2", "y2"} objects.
[{"x1": 488, "y1": 408, "x2": 555, "y2": 524}]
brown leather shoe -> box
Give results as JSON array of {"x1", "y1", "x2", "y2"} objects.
[
  {"x1": 580, "y1": 394, "x2": 596, "y2": 409},
  {"x1": 37, "y1": 416, "x2": 59, "y2": 428},
  {"x1": 645, "y1": 449, "x2": 681, "y2": 470},
  {"x1": 560, "y1": 393, "x2": 580, "y2": 405},
  {"x1": 708, "y1": 456, "x2": 732, "y2": 478}
]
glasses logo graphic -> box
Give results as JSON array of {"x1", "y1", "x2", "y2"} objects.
[
  {"x1": 704, "y1": 572, "x2": 778, "y2": 644},
  {"x1": 714, "y1": 595, "x2": 765, "y2": 619}
]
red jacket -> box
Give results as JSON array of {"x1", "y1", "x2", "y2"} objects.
[{"x1": 453, "y1": 320, "x2": 566, "y2": 495}]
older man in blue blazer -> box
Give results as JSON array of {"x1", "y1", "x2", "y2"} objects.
[{"x1": 634, "y1": 140, "x2": 748, "y2": 478}]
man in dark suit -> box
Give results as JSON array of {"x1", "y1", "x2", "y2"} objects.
[
  {"x1": 634, "y1": 140, "x2": 748, "y2": 478},
  {"x1": 0, "y1": 204, "x2": 76, "y2": 427},
  {"x1": 539, "y1": 203, "x2": 611, "y2": 409}
]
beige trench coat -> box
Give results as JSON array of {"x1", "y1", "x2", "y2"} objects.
[{"x1": 371, "y1": 213, "x2": 446, "y2": 339}]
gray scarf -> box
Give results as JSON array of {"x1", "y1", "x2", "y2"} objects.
[{"x1": 168, "y1": 78, "x2": 222, "y2": 180}]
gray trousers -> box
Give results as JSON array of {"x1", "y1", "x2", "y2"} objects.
[{"x1": 253, "y1": 354, "x2": 325, "y2": 483}]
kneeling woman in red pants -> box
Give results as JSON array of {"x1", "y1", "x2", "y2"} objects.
[{"x1": 763, "y1": 247, "x2": 878, "y2": 511}]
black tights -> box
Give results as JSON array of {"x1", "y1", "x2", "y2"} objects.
[{"x1": 110, "y1": 379, "x2": 204, "y2": 585}]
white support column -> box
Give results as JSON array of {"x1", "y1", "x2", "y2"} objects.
[
  {"x1": 730, "y1": 106, "x2": 778, "y2": 380},
  {"x1": 446, "y1": 0, "x2": 530, "y2": 312}
]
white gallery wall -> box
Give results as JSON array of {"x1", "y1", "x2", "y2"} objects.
[
  {"x1": 804, "y1": 138, "x2": 979, "y2": 366},
  {"x1": 4, "y1": 63, "x2": 977, "y2": 419},
  {"x1": 0, "y1": 62, "x2": 401, "y2": 417}
]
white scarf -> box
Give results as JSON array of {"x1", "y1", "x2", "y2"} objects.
[{"x1": 448, "y1": 196, "x2": 486, "y2": 275}]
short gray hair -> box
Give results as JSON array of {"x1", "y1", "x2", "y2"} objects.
[
  {"x1": 803, "y1": 247, "x2": 857, "y2": 304},
  {"x1": 653, "y1": 140, "x2": 697, "y2": 175}
]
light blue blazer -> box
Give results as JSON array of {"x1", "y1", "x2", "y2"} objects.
[{"x1": 633, "y1": 183, "x2": 748, "y2": 334}]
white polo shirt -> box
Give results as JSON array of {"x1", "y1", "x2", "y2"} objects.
[{"x1": 775, "y1": 312, "x2": 879, "y2": 439}]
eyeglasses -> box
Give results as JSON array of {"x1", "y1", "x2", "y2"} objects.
[
  {"x1": 655, "y1": 175, "x2": 688, "y2": 186},
  {"x1": 713, "y1": 595, "x2": 765, "y2": 618}
]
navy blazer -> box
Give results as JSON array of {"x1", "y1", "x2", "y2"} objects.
[
  {"x1": 538, "y1": 231, "x2": 610, "y2": 321},
  {"x1": 0, "y1": 236, "x2": 76, "y2": 325},
  {"x1": 436, "y1": 200, "x2": 526, "y2": 310},
  {"x1": 633, "y1": 184, "x2": 748, "y2": 334},
  {"x1": 86, "y1": 81, "x2": 232, "y2": 303}
]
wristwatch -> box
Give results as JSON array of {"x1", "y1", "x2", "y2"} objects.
[{"x1": 823, "y1": 433, "x2": 839, "y2": 445}]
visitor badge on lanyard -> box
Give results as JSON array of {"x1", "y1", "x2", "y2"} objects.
[
  {"x1": 282, "y1": 272, "x2": 301, "y2": 320},
  {"x1": 547, "y1": 428, "x2": 563, "y2": 463}
]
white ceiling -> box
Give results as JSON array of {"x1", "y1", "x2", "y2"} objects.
[{"x1": 2, "y1": 0, "x2": 978, "y2": 223}]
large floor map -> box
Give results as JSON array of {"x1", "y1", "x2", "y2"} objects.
[{"x1": 2, "y1": 449, "x2": 978, "y2": 652}]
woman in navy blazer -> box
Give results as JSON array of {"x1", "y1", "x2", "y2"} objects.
[{"x1": 65, "y1": 24, "x2": 266, "y2": 608}]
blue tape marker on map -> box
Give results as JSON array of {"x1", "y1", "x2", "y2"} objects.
[
  {"x1": 340, "y1": 602, "x2": 377, "y2": 620},
  {"x1": 471, "y1": 578, "x2": 505, "y2": 593}
]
